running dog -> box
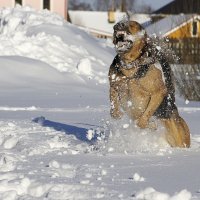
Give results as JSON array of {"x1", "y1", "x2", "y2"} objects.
[{"x1": 109, "y1": 20, "x2": 190, "y2": 148}]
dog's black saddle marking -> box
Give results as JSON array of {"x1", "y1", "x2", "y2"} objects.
[
  {"x1": 133, "y1": 64, "x2": 150, "y2": 79},
  {"x1": 154, "y1": 56, "x2": 177, "y2": 119},
  {"x1": 111, "y1": 54, "x2": 177, "y2": 119}
]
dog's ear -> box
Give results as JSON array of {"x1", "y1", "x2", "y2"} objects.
[
  {"x1": 112, "y1": 24, "x2": 118, "y2": 45},
  {"x1": 113, "y1": 38, "x2": 116, "y2": 45},
  {"x1": 128, "y1": 21, "x2": 143, "y2": 35},
  {"x1": 128, "y1": 21, "x2": 148, "y2": 42},
  {"x1": 113, "y1": 33, "x2": 117, "y2": 45}
]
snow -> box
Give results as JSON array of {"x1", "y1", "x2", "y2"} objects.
[
  {"x1": 0, "y1": 5, "x2": 199, "y2": 200},
  {"x1": 0, "y1": 5, "x2": 113, "y2": 81},
  {"x1": 132, "y1": 173, "x2": 145, "y2": 182},
  {"x1": 77, "y1": 58, "x2": 92, "y2": 75},
  {"x1": 136, "y1": 187, "x2": 192, "y2": 200},
  {"x1": 86, "y1": 129, "x2": 95, "y2": 140}
]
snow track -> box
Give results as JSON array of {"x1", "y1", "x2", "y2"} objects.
[
  {"x1": 0, "y1": 111, "x2": 199, "y2": 199},
  {"x1": 0, "y1": 119, "x2": 103, "y2": 199}
]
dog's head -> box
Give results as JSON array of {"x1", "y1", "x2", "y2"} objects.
[{"x1": 113, "y1": 20, "x2": 147, "y2": 54}]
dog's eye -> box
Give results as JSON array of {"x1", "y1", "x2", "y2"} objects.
[
  {"x1": 120, "y1": 23, "x2": 125, "y2": 28},
  {"x1": 114, "y1": 22, "x2": 125, "y2": 30},
  {"x1": 113, "y1": 24, "x2": 118, "y2": 31},
  {"x1": 116, "y1": 31, "x2": 127, "y2": 37}
]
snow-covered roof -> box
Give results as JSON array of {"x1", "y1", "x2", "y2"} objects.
[
  {"x1": 68, "y1": 11, "x2": 151, "y2": 36},
  {"x1": 146, "y1": 14, "x2": 200, "y2": 36}
]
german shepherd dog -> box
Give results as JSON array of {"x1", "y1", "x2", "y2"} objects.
[{"x1": 109, "y1": 20, "x2": 190, "y2": 148}]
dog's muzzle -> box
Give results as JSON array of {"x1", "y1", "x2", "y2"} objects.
[{"x1": 114, "y1": 31, "x2": 134, "y2": 53}]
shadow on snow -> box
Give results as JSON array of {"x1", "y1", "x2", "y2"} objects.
[{"x1": 32, "y1": 116, "x2": 97, "y2": 144}]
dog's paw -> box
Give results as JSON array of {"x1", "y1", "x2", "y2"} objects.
[
  {"x1": 110, "y1": 109, "x2": 123, "y2": 119},
  {"x1": 137, "y1": 116, "x2": 149, "y2": 129}
]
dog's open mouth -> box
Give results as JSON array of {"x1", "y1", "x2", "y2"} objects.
[
  {"x1": 114, "y1": 29, "x2": 146, "y2": 53},
  {"x1": 114, "y1": 31, "x2": 134, "y2": 53}
]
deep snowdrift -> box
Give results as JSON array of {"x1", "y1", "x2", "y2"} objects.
[
  {"x1": 0, "y1": 5, "x2": 114, "y2": 79},
  {"x1": 0, "y1": 5, "x2": 114, "y2": 109}
]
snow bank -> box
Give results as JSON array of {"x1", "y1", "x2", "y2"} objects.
[
  {"x1": 0, "y1": 5, "x2": 114, "y2": 82},
  {"x1": 0, "y1": 175, "x2": 52, "y2": 199},
  {"x1": 136, "y1": 187, "x2": 192, "y2": 200}
]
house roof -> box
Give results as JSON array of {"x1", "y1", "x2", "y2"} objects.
[
  {"x1": 68, "y1": 11, "x2": 151, "y2": 36},
  {"x1": 154, "y1": 0, "x2": 200, "y2": 14},
  {"x1": 146, "y1": 14, "x2": 199, "y2": 36}
]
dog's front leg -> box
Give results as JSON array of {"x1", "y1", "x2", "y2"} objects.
[
  {"x1": 109, "y1": 65, "x2": 124, "y2": 119},
  {"x1": 110, "y1": 85, "x2": 123, "y2": 119},
  {"x1": 137, "y1": 89, "x2": 167, "y2": 128},
  {"x1": 137, "y1": 66, "x2": 167, "y2": 128}
]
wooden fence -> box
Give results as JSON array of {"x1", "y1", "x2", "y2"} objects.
[
  {"x1": 167, "y1": 39, "x2": 200, "y2": 101},
  {"x1": 172, "y1": 64, "x2": 200, "y2": 101},
  {"x1": 169, "y1": 38, "x2": 200, "y2": 64}
]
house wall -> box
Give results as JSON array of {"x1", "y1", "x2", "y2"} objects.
[
  {"x1": 0, "y1": 0, "x2": 67, "y2": 20},
  {"x1": 0, "y1": 0, "x2": 14, "y2": 7},
  {"x1": 167, "y1": 20, "x2": 200, "y2": 39},
  {"x1": 51, "y1": 0, "x2": 67, "y2": 19},
  {"x1": 23, "y1": 0, "x2": 42, "y2": 10}
]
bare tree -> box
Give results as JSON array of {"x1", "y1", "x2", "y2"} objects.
[
  {"x1": 96, "y1": 0, "x2": 136, "y2": 12},
  {"x1": 69, "y1": 0, "x2": 93, "y2": 11},
  {"x1": 96, "y1": 0, "x2": 110, "y2": 11},
  {"x1": 116, "y1": 0, "x2": 135, "y2": 12},
  {"x1": 139, "y1": 5, "x2": 152, "y2": 14}
]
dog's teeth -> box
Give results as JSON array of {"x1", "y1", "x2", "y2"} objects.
[{"x1": 116, "y1": 31, "x2": 126, "y2": 37}]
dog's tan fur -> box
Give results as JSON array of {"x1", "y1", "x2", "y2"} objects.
[{"x1": 109, "y1": 21, "x2": 190, "y2": 148}]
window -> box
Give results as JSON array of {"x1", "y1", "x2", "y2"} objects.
[
  {"x1": 192, "y1": 20, "x2": 198, "y2": 37},
  {"x1": 43, "y1": 0, "x2": 50, "y2": 10},
  {"x1": 15, "y1": 0, "x2": 22, "y2": 5}
]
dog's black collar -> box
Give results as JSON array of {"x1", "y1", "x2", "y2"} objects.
[
  {"x1": 115, "y1": 53, "x2": 155, "y2": 79},
  {"x1": 118, "y1": 57, "x2": 138, "y2": 70}
]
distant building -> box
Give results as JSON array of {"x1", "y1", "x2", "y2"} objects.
[
  {"x1": 0, "y1": 0, "x2": 67, "y2": 19},
  {"x1": 68, "y1": 11, "x2": 151, "y2": 39},
  {"x1": 146, "y1": 14, "x2": 200, "y2": 39},
  {"x1": 146, "y1": 14, "x2": 200, "y2": 65}
]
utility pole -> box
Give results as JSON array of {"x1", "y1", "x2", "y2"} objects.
[{"x1": 121, "y1": 0, "x2": 126, "y2": 12}]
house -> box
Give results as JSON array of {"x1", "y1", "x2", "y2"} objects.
[
  {"x1": 146, "y1": 14, "x2": 200, "y2": 39},
  {"x1": 147, "y1": 14, "x2": 200, "y2": 64},
  {"x1": 154, "y1": 0, "x2": 200, "y2": 15},
  {"x1": 146, "y1": 13, "x2": 200, "y2": 100},
  {"x1": 0, "y1": 0, "x2": 67, "y2": 19},
  {"x1": 68, "y1": 11, "x2": 151, "y2": 39}
]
